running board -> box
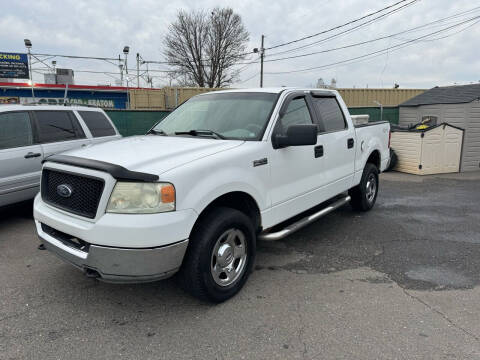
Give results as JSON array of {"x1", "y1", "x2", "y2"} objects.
[{"x1": 258, "y1": 195, "x2": 351, "y2": 241}]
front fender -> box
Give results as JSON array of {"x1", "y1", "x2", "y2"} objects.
[{"x1": 180, "y1": 165, "x2": 267, "y2": 216}]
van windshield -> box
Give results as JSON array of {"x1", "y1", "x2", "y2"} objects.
[{"x1": 151, "y1": 92, "x2": 278, "y2": 140}]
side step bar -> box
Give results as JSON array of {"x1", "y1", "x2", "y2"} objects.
[{"x1": 258, "y1": 195, "x2": 351, "y2": 241}]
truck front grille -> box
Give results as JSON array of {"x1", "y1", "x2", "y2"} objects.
[{"x1": 41, "y1": 169, "x2": 105, "y2": 219}]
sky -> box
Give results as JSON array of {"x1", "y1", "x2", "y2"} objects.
[{"x1": 2, "y1": 0, "x2": 480, "y2": 89}]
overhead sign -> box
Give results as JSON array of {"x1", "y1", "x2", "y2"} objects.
[
  {"x1": 20, "y1": 97, "x2": 115, "y2": 108},
  {"x1": 0, "y1": 52, "x2": 29, "y2": 79}
]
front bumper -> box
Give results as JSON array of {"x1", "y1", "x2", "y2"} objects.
[{"x1": 37, "y1": 220, "x2": 188, "y2": 283}]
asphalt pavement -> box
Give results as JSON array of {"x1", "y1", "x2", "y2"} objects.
[{"x1": 1, "y1": 171, "x2": 480, "y2": 359}]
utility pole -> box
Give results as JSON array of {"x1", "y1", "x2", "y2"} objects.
[
  {"x1": 24, "y1": 39, "x2": 35, "y2": 100},
  {"x1": 136, "y1": 53, "x2": 140, "y2": 88},
  {"x1": 260, "y1": 34, "x2": 265, "y2": 88}
]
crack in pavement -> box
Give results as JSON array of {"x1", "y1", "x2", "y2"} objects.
[{"x1": 402, "y1": 288, "x2": 480, "y2": 343}]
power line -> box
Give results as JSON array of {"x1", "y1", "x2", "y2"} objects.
[
  {"x1": 265, "y1": 0, "x2": 419, "y2": 51},
  {"x1": 31, "y1": 52, "x2": 120, "y2": 61},
  {"x1": 267, "y1": 0, "x2": 422, "y2": 57},
  {"x1": 262, "y1": 13, "x2": 480, "y2": 63},
  {"x1": 264, "y1": 16, "x2": 480, "y2": 75}
]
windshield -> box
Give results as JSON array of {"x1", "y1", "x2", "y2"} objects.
[{"x1": 151, "y1": 92, "x2": 278, "y2": 140}]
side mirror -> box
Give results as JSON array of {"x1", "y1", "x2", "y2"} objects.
[{"x1": 273, "y1": 124, "x2": 317, "y2": 149}]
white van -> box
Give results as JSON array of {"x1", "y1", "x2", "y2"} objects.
[{"x1": 0, "y1": 105, "x2": 121, "y2": 207}]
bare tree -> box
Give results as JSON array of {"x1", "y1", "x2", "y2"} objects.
[{"x1": 164, "y1": 8, "x2": 249, "y2": 88}]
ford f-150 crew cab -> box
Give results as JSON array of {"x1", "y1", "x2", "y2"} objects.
[{"x1": 34, "y1": 88, "x2": 390, "y2": 302}]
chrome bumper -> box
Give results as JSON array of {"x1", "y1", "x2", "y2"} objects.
[{"x1": 37, "y1": 221, "x2": 188, "y2": 283}]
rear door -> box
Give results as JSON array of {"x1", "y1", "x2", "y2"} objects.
[
  {"x1": 76, "y1": 110, "x2": 121, "y2": 145},
  {"x1": 0, "y1": 111, "x2": 43, "y2": 205},
  {"x1": 33, "y1": 110, "x2": 91, "y2": 158},
  {"x1": 310, "y1": 94, "x2": 356, "y2": 193}
]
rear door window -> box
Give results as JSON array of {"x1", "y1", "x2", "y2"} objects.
[
  {"x1": 78, "y1": 111, "x2": 116, "y2": 137},
  {"x1": 0, "y1": 111, "x2": 33, "y2": 150},
  {"x1": 311, "y1": 97, "x2": 347, "y2": 132},
  {"x1": 34, "y1": 111, "x2": 85, "y2": 143}
]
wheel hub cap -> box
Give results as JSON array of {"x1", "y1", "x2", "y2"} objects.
[
  {"x1": 366, "y1": 174, "x2": 377, "y2": 202},
  {"x1": 217, "y1": 243, "x2": 234, "y2": 267},
  {"x1": 210, "y1": 228, "x2": 247, "y2": 287}
]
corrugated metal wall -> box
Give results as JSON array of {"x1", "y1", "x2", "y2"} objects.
[
  {"x1": 129, "y1": 87, "x2": 425, "y2": 110},
  {"x1": 129, "y1": 87, "x2": 220, "y2": 110},
  {"x1": 338, "y1": 88, "x2": 426, "y2": 107}
]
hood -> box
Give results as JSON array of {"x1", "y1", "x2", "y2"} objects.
[{"x1": 61, "y1": 135, "x2": 244, "y2": 175}]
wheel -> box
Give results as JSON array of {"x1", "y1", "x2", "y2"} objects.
[
  {"x1": 178, "y1": 207, "x2": 256, "y2": 303},
  {"x1": 385, "y1": 148, "x2": 398, "y2": 172},
  {"x1": 349, "y1": 163, "x2": 379, "y2": 211}
]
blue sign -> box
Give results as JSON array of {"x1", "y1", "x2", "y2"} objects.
[{"x1": 0, "y1": 52, "x2": 29, "y2": 79}]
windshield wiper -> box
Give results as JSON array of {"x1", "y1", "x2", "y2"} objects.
[
  {"x1": 147, "y1": 129, "x2": 167, "y2": 136},
  {"x1": 174, "y1": 129, "x2": 226, "y2": 139}
]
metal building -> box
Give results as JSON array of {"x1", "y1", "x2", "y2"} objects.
[{"x1": 399, "y1": 84, "x2": 480, "y2": 172}]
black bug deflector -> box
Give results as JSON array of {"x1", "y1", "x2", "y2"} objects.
[{"x1": 44, "y1": 154, "x2": 159, "y2": 182}]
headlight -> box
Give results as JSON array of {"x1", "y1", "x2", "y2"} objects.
[{"x1": 106, "y1": 182, "x2": 175, "y2": 214}]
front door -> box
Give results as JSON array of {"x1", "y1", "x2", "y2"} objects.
[{"x1": 268, "y1": 93, "x2": 327, "y2": 224}]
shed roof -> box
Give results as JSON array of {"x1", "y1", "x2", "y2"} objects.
[{"x1": 400, "y1": 83, "x2": 480, "y2": 107}]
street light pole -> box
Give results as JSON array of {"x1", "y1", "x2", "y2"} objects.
[
  {"x1": 136, "y1": 53, "x2": 140, "y2": 88},
  {"x1": 24, "y1": 39, "x2": 35, "y2": 100},
  {"x1": 123, "y1": 46, "x2": 130, "y2": 109},
  {"x1": 373, "y1": 100, "x2": 383, "y2": 122}
]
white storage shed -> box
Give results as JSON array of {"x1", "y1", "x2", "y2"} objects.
[{"x1": 399, "y1": 84, "x2": 480, "y2": 172}]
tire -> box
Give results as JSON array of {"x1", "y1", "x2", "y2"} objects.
[
  {"x1": 178, "y1": 207, "x2": 256, "y2": 303},
  {"x1": 385, "y1": 148, "x2": 398, "y2": 172},
  {"x1": 349, "y1": 163, "x2": 379, "y2": 211}
]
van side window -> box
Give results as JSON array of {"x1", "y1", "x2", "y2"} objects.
[
  {"x1": 0, "y1": 112, "x2": 33, "y2": 150},
  {"x1": 78, "y1": 111, "x2": 116, "y2": 137},
  {"x1": 278, "y1": 97, "x2": 313, "y2": 134},
  {"x1": 35, "y1": 111, "x2": 85, "y2": 143},
  {"x1": 312, "y1": 97, "x2": 347, "y2": 132}
]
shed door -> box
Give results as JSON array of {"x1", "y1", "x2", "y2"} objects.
[
  {"x1": 421, "y1": 127, "x2": 443, "y2": 174},
  {"x1": 443, "y1": 126, "x2": 463, "y2": 172},
  {"x1": 421, "y1": 126, "x2": 462, "y2": 174}
]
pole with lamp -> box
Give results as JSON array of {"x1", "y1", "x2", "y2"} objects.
[
  {"x1": 373, "y1": 100, "x2": 383, "y2": 122},
  {"x1": 24, "y1": 39, "x2": 35, "y2": 100},
  {"x1": 123, "y1": 46, "x2": 130, "y2": 109}
]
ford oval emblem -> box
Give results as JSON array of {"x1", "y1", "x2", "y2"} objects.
[{"x1": 56, "y1": 184, "x2": 73, "y2": 198}]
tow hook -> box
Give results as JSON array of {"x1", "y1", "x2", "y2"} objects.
[{"x1": 38, "y1": 243, "x2": 46, "y2": 250}]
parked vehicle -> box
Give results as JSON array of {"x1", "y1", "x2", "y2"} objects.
[
  {"x1": 34, "y1": 88, "x2": 390, "y2": 302},
  {"x1": 0, "y1": 105, "x2": 121, "y2": 207}
]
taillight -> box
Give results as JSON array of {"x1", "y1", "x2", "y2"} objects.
[{"x1": 388, "y1": 131, "x2": 391, "y2": 148}]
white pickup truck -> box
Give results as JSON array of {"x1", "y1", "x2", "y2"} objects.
[{"x1": 34, "y1": 88, "x2": 390, "y2": 302}]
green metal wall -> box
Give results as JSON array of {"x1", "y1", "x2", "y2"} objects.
[
  {"x1": 106, "y1": 107, "x2": 399, "y2": 137},
  {"x1": 348, "y1": 106, "x2": 399, "y2": 124},
  {"x1": 105, "y1": 110, "x2": 170, "y2": 136}
]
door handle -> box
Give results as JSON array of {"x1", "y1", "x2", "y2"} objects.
[
  {"x1": 24, "y1": 152, "x2": 41, "y2": 159},
  {"x1": 314, "y1": 145, "x2": 324, "y2": 158},
  {"x1": 347, "y1": 138, "x2": 354, "y2": 149}
]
